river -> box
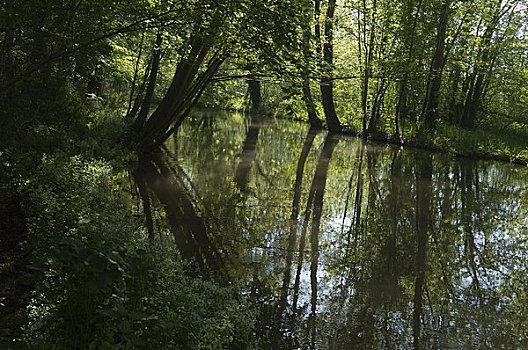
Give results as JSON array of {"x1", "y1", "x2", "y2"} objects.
[{"x1": 139, "y1": 110, "x2": 528, "y2": 349}]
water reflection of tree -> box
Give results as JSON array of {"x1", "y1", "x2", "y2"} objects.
[
  {"x1": 136, "y1": 152, "x2": 225, "y2": 277},
  {"x1": 150, "y1": 114, "x2": 528, "y2": 349},
  {"x1": 235, "y1": 115, "x2": 261, "y2": 193}
]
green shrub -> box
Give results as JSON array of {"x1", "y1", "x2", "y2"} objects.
[{"x1": 18, "y1": 156, "x2": 254, "y2": 350}]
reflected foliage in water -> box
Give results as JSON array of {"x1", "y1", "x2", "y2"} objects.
[{"x1": 151, "y1": 111, "x2": 528, "y2": 349}]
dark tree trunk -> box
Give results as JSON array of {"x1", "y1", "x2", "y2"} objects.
[
  {"x1": 448, "y1": 65, "x2": 462, "y2": 125},
  {"x1": 421, "y1": 0, "x2": 451, "y2": 130},
  {"x1": 395, "y1": 80, "x2": 408, "y2": 136},
  {"x1": 461, "y1": 2, "x2": 507, "y2": 129},
  {"x1": 247, "y1": 75, "x2": 262, "y2": 112},
  {"x1": 127, "y1": 32, "x2": 146, "y2": 117},
  {"x1": 462, "y1": 25, "x2": 494, "y2": 129},
  {"x1": 302, "y1": 76, "x2": 323, "y2": 128},
  {"x1": 134, "y1": 23, "x2": 225, "y2": 151},
  {"x1": 320, "y1": 0, "x2": 342, "y2": 132},
  {"x1": 133, "y1": 30, "x2": 163, "y2": 130},
  {"x1": 368, "y1": 79, "x2": 388, "y2": 133}
]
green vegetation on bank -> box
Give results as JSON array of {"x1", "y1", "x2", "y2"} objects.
[
  {"x1": 1, "y1": 153, "x2": 254, "y2": 349},
  {"x1": 433, "y1": 123, "x2": 528, "y2": 165}
]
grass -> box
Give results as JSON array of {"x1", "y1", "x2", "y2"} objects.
[{"x1": 433, "y1": 122, "x2": 528, "y2": 165}]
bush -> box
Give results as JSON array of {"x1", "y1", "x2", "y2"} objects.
[{"x1": 16, "y1": 156, "x2": 254, "y2": 350}]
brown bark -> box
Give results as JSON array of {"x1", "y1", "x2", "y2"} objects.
[
  {"x1": 247, "y1": 75, "x2": 262, "y2": 112},
  {"x1": 320, "y1": 0, "x2": 342, "y2": 132},
  {"x1": 421, "y1": 0, "x2": 451, "y2": 130},
  {"x1": 300, "y1": 0, "x2": 323, "y2": 128}
]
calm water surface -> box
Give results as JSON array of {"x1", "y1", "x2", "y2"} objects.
[{"x1": 141, "y1": 111, "x2": 528, "y2": 349}]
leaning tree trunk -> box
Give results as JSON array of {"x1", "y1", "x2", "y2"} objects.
[
  {"x1": 131, "y1": 30, "x2": 163, "y2": 130},
  {"x1": 461, "y1": 21, "x2": 496, "y2": 129},
  {"x1": 133, "y1": 23, "x2": 225, "y2": 152}
]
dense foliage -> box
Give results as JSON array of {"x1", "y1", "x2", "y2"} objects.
[
  {"x1": 1, "y1": 156, "x2": 253, "y2": 349},
  {"x1": 2, "y1": 0, "x2": 526, "y2": 145}
]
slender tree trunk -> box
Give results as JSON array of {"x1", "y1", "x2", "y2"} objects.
[
  {"x1": 359, "y1": 0, "x2": 377, "y2": 136},
  {"x1": 247, "y1": 76, "x2": 261, "y2": 112},
  {"x1": 127, "y1": 32, "x2": 146, "y2": 117},
  {"x1": 320, "y1": 0, "x2": 342, "y2": 132},
  {"x1": 421, "y1": 0, "x2": 451, "y2": 131},
  {"x1": 300, "y1": 0, "x2": 324, "y2": 128},
  {"x1": 135, "y1": 21, "x2": 225, "y2": 151},
  {"x1": 462, "y1": 24, "x2": 495, "y2": 129},
  {"x1": 395, "y1": 0, "x2": 424, "y2": 136},
  {"x1": 245, "y1": 63, "x2": 262, "y2": 113},
  {"x1": 302, "y1": 76, "x2": 324, "y2": 128},
  {"x1": 368, "y1": 78, "x2": 388, "y2": 133},
  {"x1": 448, "y1": 65, "x2": 462, "y2": 125},
  {"x1": 133, "y1": 30, "x2": 163, "y2": 130}
]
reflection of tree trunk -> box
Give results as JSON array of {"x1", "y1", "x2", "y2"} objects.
[
  {"x1": 385, "y1": 151, "x2": 402, "y2": 300},
  {"x1": 310, "y1": 135, "x2": 339, "y2": 345},
  {"x1": 235, "y1": 117, "x2": 261, "y2": 193},
  {"x1": 279, "y1": 128, "x2": 319, "y2": 308},
  {"x1": 292, "y1": 134, "x2": 339, "y2": 313},
  {"x1": 460, "y1": 162, "x2": 482, "y2": 301},
  {"x1": 347, "y1": 145, "x2": 365, "y2": 252},
  {"x1": 274, "y1": 127, "x2": 319, "y2": 349},
  {"x1": 134, "y1": 170, "x2": 155, "y2": 240},
  {"x1": 413, "y1": 153, "x2": 432, "y2": 350},
  {"x1": 138, "y1": 153, "x2": 224, "y2": 275}
]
